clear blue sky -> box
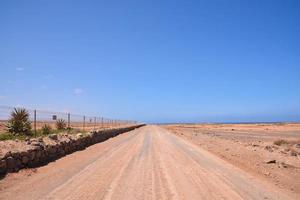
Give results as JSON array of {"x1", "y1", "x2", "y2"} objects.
[{"x1": 1, "y1": 0, "x2": 300, "y2": 123}]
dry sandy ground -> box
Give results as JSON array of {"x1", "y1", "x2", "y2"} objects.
[
  {"x1": 164, "y1": 123, "x2": 300, "y2": 199},
  {"x1": 0, "y1": 125, "x2": 297, "y2": 199}
]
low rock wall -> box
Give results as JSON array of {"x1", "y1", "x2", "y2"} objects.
[{"x1": 0, "y1": 125, "x2": 144, "y2": 175}]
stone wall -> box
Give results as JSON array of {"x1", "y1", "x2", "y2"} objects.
[{"x1": 0, "y1": 125, "x2": 144, "y2": 175}]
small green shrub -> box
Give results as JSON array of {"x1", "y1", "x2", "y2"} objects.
[
  {"x1": 56, "y1": 119, "x2": 66, "y2": 130},
  {"x1": 6, "y1": 108, "x2": 32, "y2": 135},
  {"x1": 0, "y1": 133, "x2": 15, "y2": 140},
  {"x1": 41, "y1": 124, "x2": 52, "y2": 135}
]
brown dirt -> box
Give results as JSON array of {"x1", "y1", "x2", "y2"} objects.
[
  {"x1": 0, "y1": 125, "x2": 296, "y2": 199},
  {"x1": 163, "y1": 123, "x2": 300, "y2": 198}
]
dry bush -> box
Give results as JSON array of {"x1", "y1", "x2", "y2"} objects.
[
  {"x1": 273, "y1": 139, "x2": 289, "y2": 146},
  {"x1": 41, "y1": 124, "x2": 52, "y2": 135},
  {"x1": 56, "y1": 119, "x2": 67, "y2": 130}
]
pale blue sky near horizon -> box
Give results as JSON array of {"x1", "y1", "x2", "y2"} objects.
[{"x1": 0, "y1": 0, "x2": 300, "y2": 123}]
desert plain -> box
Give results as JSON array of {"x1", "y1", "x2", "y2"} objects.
[{"x1": 0, "y1": 123, "x2": 299, "y2": 200}]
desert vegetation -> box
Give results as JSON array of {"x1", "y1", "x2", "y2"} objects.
[
  {"x1": 0, "y1": 106, "x2": 134, "y2": 141},
  {"x1": 274, "y1": 139, "x2": 289, "y2": 146},
  {"x1": 41, "y1": 124, "x2": 52, "y2": 135},
  {"x1": 6, "y1": 108, "x2": 32, "y2": 136},
  {"x1": 56, "y1": 119, "x2": 67, "y2": 130},
  {"x1": 0, "y1": 108, "x2": 80, "y2": 141}
]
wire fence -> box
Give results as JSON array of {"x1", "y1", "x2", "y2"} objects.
[{"x1": 0, "y1": 105, "x2": 137, "y2": 134}]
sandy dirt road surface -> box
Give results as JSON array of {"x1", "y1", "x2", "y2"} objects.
[{"x1": 0, "y1": 125, "x2": 295, "y2": 200}]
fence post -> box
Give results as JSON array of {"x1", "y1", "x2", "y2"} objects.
[
  {"x1": 34, "y1": 110, "x2": 37, "y2": 136},
  {"x1": 83, "y1": 116, "x2": 85, "y2": 132},
  {"x1": 94, "y1": 117, "x2": 96, "y2": 131},
  {"x1": 68, "y1": 113, "x2": 70, "y2": 131},
  {"x1": 101, "y1": 117, "x2": 103, "y2": 129}
]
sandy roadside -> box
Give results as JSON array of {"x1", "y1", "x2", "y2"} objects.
[{"x1": 163, "y1": 123, "x2": 300, "y2": 198}]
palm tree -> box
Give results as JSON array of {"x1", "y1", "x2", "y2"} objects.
[{"x1": 6, "y1": 108, "x2": 32, "y2": 135}]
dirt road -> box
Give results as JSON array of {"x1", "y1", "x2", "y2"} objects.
[{"x1": 0, "y1": 126, "x2": 294, "y2": 199}]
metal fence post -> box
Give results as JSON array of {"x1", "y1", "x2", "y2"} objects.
[
  {"x1": 0, "y1": 105, "x2": 138, "y2": 137},
  {"x1": 83, "y1": 115, "x2": 85, "y2": 132},
  {"x1": 68, "y1": 113, "x2": 70, "y2": 130},
  {"x1": 34, "y1": 109, "x2": 37, "y2": 136}
]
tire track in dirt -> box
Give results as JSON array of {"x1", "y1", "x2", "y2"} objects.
[{"x1": 0, "y1": 125, "x2": 296, "y2": 200}]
